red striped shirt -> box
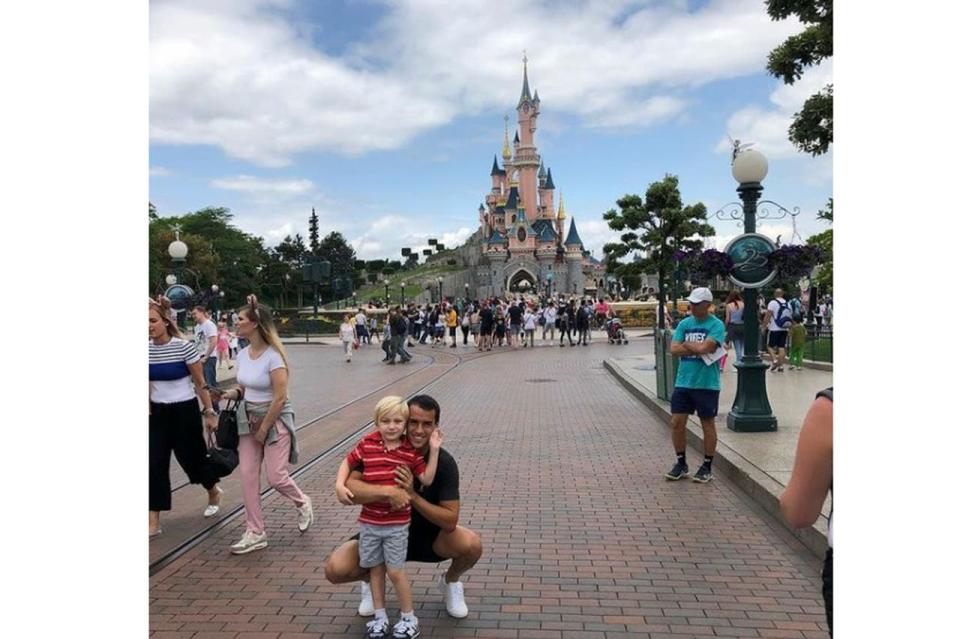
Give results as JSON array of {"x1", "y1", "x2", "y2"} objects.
[{"x1": 347, "y1": 431, "x2": 426, "y2": 526}]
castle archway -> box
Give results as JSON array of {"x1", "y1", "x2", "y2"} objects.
[{"x1": 507, "y1": 268, "x2": 537, "y2": 293}]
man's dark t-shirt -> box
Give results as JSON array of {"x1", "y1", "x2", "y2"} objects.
[
  {"x1": 508, "y1": 305, "x2": 523, "y2": 325},
  {"x1": 479, "y1": 307, "x2": 494, "y2": 329}
]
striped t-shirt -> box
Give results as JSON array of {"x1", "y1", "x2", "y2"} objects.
[
  {"x1": 149, "y1": 337, "x2": 201, "y2": 404},
  {"x1": 347, "y1": 431, "x2": 427, "y2": 526}
]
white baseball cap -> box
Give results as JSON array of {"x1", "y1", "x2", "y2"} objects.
[{"x1": 686, "y1": 287, "x2": 713, "y2": 304}]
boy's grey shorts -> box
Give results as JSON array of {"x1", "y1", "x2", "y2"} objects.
[{"x1": 359, "y1": 523, "x2": 409, "y2": 569}]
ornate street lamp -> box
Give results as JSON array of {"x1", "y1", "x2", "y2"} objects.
[
  {"x1": 167, "y1": 230, "x2": 190, "y2": 327},
  {"x1": 437, "y1": 277, "x2": 444, "y2": 303},
  {"x1": 464, "y1": 282, "x2": 469, "y2": 302},
  {"x1": 726, "y1": 149, "x2": 777, "y2": 432},
  {"x1": 385, "y1": 279, "x2": 391, "y2": 305},
  {"x1": 401, "y1": 281, "x2": 406, "y2": 306},
  {"x1": 165, "y1": 274, "x2": 177, "y2": 286}
]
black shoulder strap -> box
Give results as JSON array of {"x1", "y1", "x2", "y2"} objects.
[{"x1": 816, "y1": 387, "x2": 833, "y2": 402}]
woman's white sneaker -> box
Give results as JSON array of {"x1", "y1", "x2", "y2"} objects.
[
  {"x1": 204, "y1": 486, "x2": 224, "y2": 517},
  {"x1": 297, "y1": 496, "x2": 314, "y2": 532},
  {"x1": 439, "y1": 574, "x2": 469, "y2": 618},
  {"x1": 230, "y1": 531, "x2": 267, "y2": 554},
  {"x1": 357, "y1": 581, "x2": 375, "y2": 616}
]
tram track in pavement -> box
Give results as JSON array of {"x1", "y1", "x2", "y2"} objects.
[{"x1": 150, "y1": 346, "x2": 504, "y2": 576}]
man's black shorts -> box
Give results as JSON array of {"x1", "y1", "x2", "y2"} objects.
[
  {"x1": 767, "y1": 330, "x2": 788, "y2": 349},
  {"x1": 480, "y1": 324, "x2": 493, "y2": 336},
  {"x1": 349, "y1": 530, "x2": 444, "y2": 563},
  {"x1": 671, "y1": 387, "x2": 720, "y2": 418}
]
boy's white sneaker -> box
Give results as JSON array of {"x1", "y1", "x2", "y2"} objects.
[
  {"x1": 390, "y1": 615, "x2": 420, "y2": 638},
  {"x1": 439, "y1": 573, "x2": 469, "y2": 618},
  {"x1": 358, "y1": 581, "x2": 374, "y2": 616}
]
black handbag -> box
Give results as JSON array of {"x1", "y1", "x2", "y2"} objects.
[
  {"x1": 206, "y1": 432, "x2": 239, "y2": 478},
  {"x1": 216, "y1": 398, "x2": 239, "y2": 450}
]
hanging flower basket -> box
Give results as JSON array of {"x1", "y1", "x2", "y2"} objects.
[
  {"x1": 674, "y1": 249, "x2": 734, "y2": 283},
  {"x1": 768, "y1": 244, "x2": 823, "y2": 280}
]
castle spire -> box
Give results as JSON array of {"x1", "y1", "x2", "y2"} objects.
[
  {"x1": 557, "y1": 191, "x2": 566, "y2": 220},
  {"x1": 502, "y1": 115, "x2": 512, "y2": 159},
  {"x1": 564, "y1": 217, "x2": 582, "y2": 247},
  {"x1": 545, "y1": 167, "x2": 555, "y2": 190},
  {"x1": 490, "y1": 155, "x2": 501, "y2": 176},
  {"x1": 517, "y1": 51, "x2": 533, "y2": 107}
]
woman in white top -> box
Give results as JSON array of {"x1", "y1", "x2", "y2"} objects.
[
  {"x1": 211, "y1": 296, "x2": 312, "y2": 555},
  {"x1": 522, "y1": 306, "x2": 537, "y2": 348},
  {"x1": 149, "y1": 297, "x2": 222, "y2": 538},
  {"x1": 340, "y1": 314, "x2": 356, "y2": 362}
]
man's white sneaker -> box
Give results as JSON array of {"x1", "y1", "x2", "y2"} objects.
[
  {"x1": 439, "y1": 573, "x2": 469, "y2": 618},
  {"x1": 358, "y1": 581, "x2": 374, "y2": 616},
  {"x1": 297, "y1": 496, "x2": 314, "y2": 532},
  {"x1": 230, "y1": 531, "x2": 267, "y2": 555}
]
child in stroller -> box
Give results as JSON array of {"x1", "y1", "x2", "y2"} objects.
[{"x1": 606, "y1": 314, "x2": 628, "y2": 345}]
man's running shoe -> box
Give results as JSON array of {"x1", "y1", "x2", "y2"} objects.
[
  {"x1": 665, "y1": 462, "x2": 689, "y2": 480},
  {"x1": 692, "y1": 464, "x2": 713, "y2": 483}
]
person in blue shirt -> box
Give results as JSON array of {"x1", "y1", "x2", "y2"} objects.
[{"x1": 666, "y1": 287, "x2": 726, "y2": 483}]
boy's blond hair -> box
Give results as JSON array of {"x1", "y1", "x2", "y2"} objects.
[{"x1": 373, "y1": 395, "x2": 409, "y2": 426}]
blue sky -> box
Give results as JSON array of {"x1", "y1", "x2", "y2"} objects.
[{"x1": 150, "y1": 0, "x2": 833, "y2": 260}]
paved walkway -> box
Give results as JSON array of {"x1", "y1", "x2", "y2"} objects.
[
  {"x1": 605, "y1": 337, "x2": 832, "y2": 555},
  {"x1": 152, "y1": 334, "x2": 829, "y2": 638}
]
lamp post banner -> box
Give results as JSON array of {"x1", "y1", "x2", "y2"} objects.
[{"x1": 724, "y1": 233, "x2": 778, "y2": 289}]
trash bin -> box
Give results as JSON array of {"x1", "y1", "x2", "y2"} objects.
[{"x1": 655, "y1": 328, "x2": 679, "y2": 401}]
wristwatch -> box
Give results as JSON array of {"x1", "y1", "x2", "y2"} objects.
[{"x1": 202, "y1": 408, "x2": 216, "y2": 416}]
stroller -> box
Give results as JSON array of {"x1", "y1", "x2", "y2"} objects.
[{"x1": 606, "y1": 316, "x2": 628, "y2": 345}]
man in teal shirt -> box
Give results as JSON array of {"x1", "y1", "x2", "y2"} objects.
[{"x1": 667, "y1": 287, "x2": 726, "y2": 483}]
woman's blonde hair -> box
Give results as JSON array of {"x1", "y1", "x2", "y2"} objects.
[
  {"x1": 149, "y1": 296, "x2": 183, "y2": 339},
  {"x1": 374, "y1": 395, "x2": 409, "y2": 426},
  {"x1": 240, "y1": 295, "x2": 290, "y2": 371}
]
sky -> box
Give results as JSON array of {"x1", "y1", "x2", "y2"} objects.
[{"x1": 149, "y1": 0, "x2": 833, "y2": 261}]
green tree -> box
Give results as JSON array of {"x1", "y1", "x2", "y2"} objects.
[
  {"x1": 766, "y1": 0, "x2": 833, "y2": 156},
  {"x1": 308, "y1": 208, "x2": 320, "y2": 255},
  {"x1": 316, "y1": 231, "x2": 357, "y2": 300},
  {"x1": 602, "y1": 175, "x2": 714, "y2": 328},
  {"x1": 806, "y1": 197, "x2": 833, "y2": 292}
]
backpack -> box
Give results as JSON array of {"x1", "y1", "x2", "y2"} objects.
[{"x1": 773, "y1": 300, "x2": 793, "y2": 329}]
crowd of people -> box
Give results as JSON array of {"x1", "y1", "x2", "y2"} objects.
[{"x1": 331, "y1": 295, "x2": 623, "y2": 365}]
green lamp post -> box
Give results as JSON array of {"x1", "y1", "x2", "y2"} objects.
[{"x1": 726, "y1": 149, "x2": 777, "y2": 432}]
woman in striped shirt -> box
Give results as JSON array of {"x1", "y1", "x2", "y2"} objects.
[{"x1": 149, "y1": 297, "x2": 222, "y2": 538}]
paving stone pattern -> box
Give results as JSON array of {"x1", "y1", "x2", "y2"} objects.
[{"x1": 151, "y1": 340, "x2": 829, "y2": 638}]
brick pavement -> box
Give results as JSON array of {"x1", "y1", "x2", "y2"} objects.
[{"x1": 151, "y1": 339, "x2": 829, "y2": 638}]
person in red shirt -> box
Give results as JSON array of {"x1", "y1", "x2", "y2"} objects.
[
  {"x1": 594, "y1": 298, "x2": 609, "y2": 329},
  {"x1": 335, "y1": 396, "x2": 441, "y2": 639}
]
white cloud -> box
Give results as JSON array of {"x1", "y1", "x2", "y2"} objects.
[
  {"x1": 716, "y1": 59, "x2": 833, "y2": 160},
  {"x1": 211, "y1": 175, "x2": 315, "y2": 195},
  {"x1": 150, "y1": 165, "x2": 171, "y2": 176},
  {"x1": 151, "y1": 0, "x2": 803, "y2": 166},
  {"x1": 345, "y1": 215, "x2": 475, "y2": 260},
  {"x1": 576, "y1": 218, "x2": 622, "y2": 255}
]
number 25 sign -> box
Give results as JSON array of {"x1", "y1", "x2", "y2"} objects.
[{"x1": 723, "y1": 233, "x2": 778, "y2": 289}]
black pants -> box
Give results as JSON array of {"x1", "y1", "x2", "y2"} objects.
[
  {"x1": 577, "y1": 323, "x2": 589, "y2": 345},
  {"x1": 558, "y1": 323, "x2": 573, "y2": 345},
  {"x1": 461, "y1": 325, "x2": 470, "y2": 344},
  {"x1": 149, "y1": 399, "x2": 218, "y2": 511},
  {"x1": 822, "y1": 548, "x2": 833, "y2": 636}
]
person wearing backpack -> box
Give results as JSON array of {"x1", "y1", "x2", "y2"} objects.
[{"x1": 763, "y1": 288, "x2": 792, "y2": 372}]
